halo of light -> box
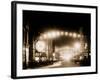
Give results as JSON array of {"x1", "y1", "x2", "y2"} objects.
[
  {"x1": 39, "y1": 36, "x2": 43, "y2": 40},
  {"x1": 60, "y1": 51, "x2": 73, "y2": 61},
  {"x1": 74, "y1": 42, "x2": 81, "y2": 50},
  {"x1": 65, "y1": 32, "x2": 68, "y2": 36},
  {"x1": 69, "y1": 32, "x2": 73, "y2": 37},
  {"x1": 35, "y1": 57, "x2": 39, "y2": 62},
  {"x1": 60, "y1": 31, "x2": 64, "y2": 35},
  {"x1": 47, "y1": 32, "x2": 52, "y2": 38},
  {"x1": 56, "y1": 31, "x2": 60, "y2": 37},
  {"x1": 51, "y1": 31, "x2": 57, "y2": 38},
  {"x1": 73, "y1": 33, "x2": 77, "y2": 38},
  {"x1": 43, "y1": 34, "x2": 47, "y2": 39},
  {"x1": 77, "y1": 34, "x2": 81, "y2": 38},
  {"x1": 36, "y1": 41, "x2": 46, "y2": 52}
]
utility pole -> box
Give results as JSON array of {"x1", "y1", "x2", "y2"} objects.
[
  {"x1": 79, "y1": 27, "x2": 84, "y2": 53},
  {"x1": 24, "y1": 25, "x2": 29, "y2": 68}
]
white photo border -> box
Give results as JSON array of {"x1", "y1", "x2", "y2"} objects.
[{"x1": 11, "y1": 1, "x2": 98, "y2": 79}]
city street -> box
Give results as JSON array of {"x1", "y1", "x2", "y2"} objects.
[
  {"x1": 40, "y1": 60, "x2": 80, "y2": 68},
  {"x1": 23, "y1": 10, "x2": 91, "y2": 69}
]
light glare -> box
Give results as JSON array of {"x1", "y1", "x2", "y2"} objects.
[
  {"x1": 56, "y1": 31, "x2": 60, "y2": 36},
  {"x1": 51, "y1": 31, "x2": 57, "y2": 38},
  {"x1": 69, "y1": 32, "x2": 73, "y2": 37},
  {"x1": 43, "y1": 34, "x2": 47, "y2": 39},
  {"x1": 73, "y1": 33, "x2": 77, "y2": 38},
  {"x1": 35, "y1": 57, "x2": 39, "y2": 62},
  {"x1": 74, "y1": 42, "x2": 81, "y2": 50},
  {"x1": 65, "y1": 32, "x2": 68, "y2": 36},
  {"x1": 60, "y1": 51, "x2": 73, "y2": 61},
  {"x1": 77, "y1": 34, "x2": 81, "y2": 38},
  {"x1": 60, "y1": 31, "x2": 64, "y2": 35},
  {"x1": 36, "y1": 41, "x2": 46, "y2": 52}
]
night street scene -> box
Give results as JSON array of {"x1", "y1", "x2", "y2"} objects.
[{"x1": 22, "y1": 10, "x2": 91, "y2": 69}]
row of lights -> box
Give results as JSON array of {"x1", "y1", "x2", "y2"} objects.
[{"x1": 39, "y1": 31, "x2": 82, "y2": 40}]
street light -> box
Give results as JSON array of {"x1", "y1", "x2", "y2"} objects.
[
  {"x1": 65, "y1": 32, "x2": 68, "y2": 36},
  {"x1": 43, "y1": 34, "x2": 48, "y2": 39},
  {"x1": 56, "y1": 31, "x2": 60, "y2": 37},
  {"x1": 35, "y1": 57, "x2": 39, "y2": 62},
  {"x1": 74, "y1": 42, "x2": 81, "y2": 50},
  {"x1": 51, "y1": 31, "x2": 58, "y2": 38},
  {"x1": 69, "y1": 32, "x2": 73, "y2": 37},
  {"x1": 60, "y1": 31, "x2": 64, "y2": 36},
  {"x1": 39, "y1": 36, "x2": 43, "y2": 40},
  {"x1": 60, "y1": 51, "x2": 73, "y2": 61},
  {"x1": 47, "y1": 32, "x2": 52, "y2": 38},
  {"x1": 73, "y1": 33, "x2": 77, "y2": 38},
  {"x1": 36, "y1": 41, "x2": 46, "y2": 52},
  {"x1": 40, "y1": 31, "x2": 82, "y2": 40},
  {"x1": 77, "y1": 34, "x2": 81, "y2": 38}
]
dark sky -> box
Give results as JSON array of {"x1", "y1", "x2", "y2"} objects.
[{"x1": 23, "y1": 10, "x2": 90, "y2": 47}]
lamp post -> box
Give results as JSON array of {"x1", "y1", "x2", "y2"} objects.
[{"x1": 23, "y1": 25, "x2": 29, "y2": 69}]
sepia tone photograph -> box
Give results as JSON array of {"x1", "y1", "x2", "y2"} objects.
[
  {"x1": 22, "y1": 10, "x2": 91, "y2": 69},
  {"x1": 11, "y1": 1, "x2": 97, "y2": 78}
]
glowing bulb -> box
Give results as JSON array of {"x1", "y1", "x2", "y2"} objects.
[
  {"x1": 43, "y1": 34, "x2": 47, "y2": 39},
  {"x1": 73, "y1": 33, "x2": 77, "y2": 38},
  {"x1": 36, "y1": 41, "x2": 46, "y2": 52},
  {"x1": 47, "y1": 32, "x2": 52, "y2": 38},
  {"x1": 77, "y1": 34, "x2": 81, "y2": 38},
  {"x1": 56, "y1": 31, "x2": 60, "y2": 36},
  {"x1": 69, "y1": 32, "x2": 73, "y2": 37},
  {"x1": 39, "y1": 36, "x2": 43, "y2": 40},
  {"x1": 65, "y1": 32, "x2": 68, "y2": 36},
  {"x1": 74, "y1": 42, "x2": 81, "y2": 50},
  {"x1": 35, "y1": 57, "x2": 39, "y2": 62},
  {"x1": 51, "y1": 31, "x2": 57, "y2": 38},
  {"x1": 60, "y1": 31, "x2": 64, "y2": 35},
  {"x1": 60, "y1": 51, "x2": 73, "y2": 61}
]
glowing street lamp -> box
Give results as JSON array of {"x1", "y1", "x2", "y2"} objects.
[
  {"x1": 69, "y1": 32, "x2": 73, "y2": 37},
  {"x1": 40, "y1": 31, "x2": 62, "y2": 39},
  {"x1": 39, "y1": 36, "x2": 43, "y2": 40},
  {"x1": 35, "y1": 57, "x2": 39, "y2": 62},
  {"x1": 36, "y1": 41, "x2": 46, "y2": 52},
  {"x1": 47, "y1": 32, "x2": 52, "y2": 38},
  {"x1": 60, "y1": 31, "x2": 64, "y2": 36},
  {"x1": 73, "y1": 33, "x2": 77, "y2": 38},
  {"x1": 74, "y1": 42, "x2": 81, "y2": 50},
  {"x1": 60, "y1": 51, "x2": 73, "y2": 61},
  {"x1": 77, "y1": 34, "x2": 81, "y2": 38},
  {"x1": 43, "y1": 34, "x2": 48, "y2": 39},
  {"x1": 51, "y1": 31, "x2": 57, "y2": 38},
  {"x1": 65, "y1": 32, "x2": 68, "y2": 36},
  {"x1": 56, "y1": 31, "x2": 60, "y2": 37}
]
